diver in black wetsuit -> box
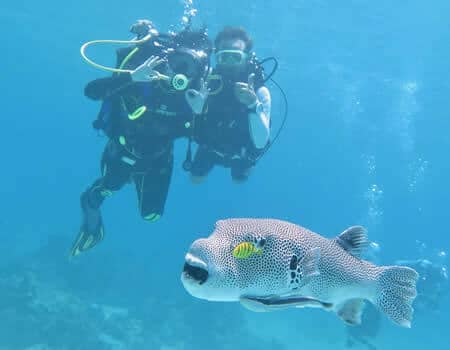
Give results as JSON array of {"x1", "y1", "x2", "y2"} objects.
[
  {"x1": 70, "y1": 21, "x2": 212, "y2": 257},
  {"x1": 345, "y1": 303, "x2": 381, "y2": 350},
  {"x1": 344, "y1": 253, "x2": 449, "y2": 349},
  {"x1": 186, "y1": 26, "x2": 272, "y2": 183},
  {"x1": 395, "y1": 257, "x2": 449, "y2": 313}
]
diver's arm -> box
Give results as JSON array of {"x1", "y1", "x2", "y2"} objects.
[
  {"x1": 84, "y1": 74, "x2": 133, "y2": 100},
  {"x1": 248, "y1": 86, "x2": 271, "y2": 149},
  {"x1": 84, "y1": 56, "x2": 166, "y2": 100}
]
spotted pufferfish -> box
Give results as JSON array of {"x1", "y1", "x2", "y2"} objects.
[{"x1": 181, "y1": 218, "x2": 419, "y2": 328}]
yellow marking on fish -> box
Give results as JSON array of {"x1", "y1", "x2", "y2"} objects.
[{"x1": 232, "y1": 242, "x2": 263, "y2": 259}]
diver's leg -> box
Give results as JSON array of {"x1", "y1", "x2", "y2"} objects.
[
  {"x1": 189, "y1": 146, "x2": 216, "y2": 184},
  {"x1": 230, "y1": 158, "x2": 253, "y2": 184},
  {"x1": 132, "y1": 149, "x2": 174, "y2": 222},
  {"x1": 70, "y1": 141, "x2": 131, "y2": 257}
]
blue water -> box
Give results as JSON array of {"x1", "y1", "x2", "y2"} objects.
[{"x1": 1, "y1": 0, "x2": 449, "y2": 349}]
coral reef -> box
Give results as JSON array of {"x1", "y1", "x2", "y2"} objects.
[{"x1": 0, "y1": 235, "x2": 285, "y2": 350}]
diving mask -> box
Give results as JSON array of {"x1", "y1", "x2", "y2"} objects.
[
  {"x1": 216, "y1": 49, "x2": 248, "y2": 66},
  {"x1": 150, "y1": 48, "x2": 208, "y2": 91}
]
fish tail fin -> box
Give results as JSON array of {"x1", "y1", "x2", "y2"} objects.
[{"x1": 374, "y1": 265, "x2": 419, "y2": 328}]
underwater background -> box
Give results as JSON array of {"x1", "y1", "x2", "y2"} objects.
[{"x1": 1, "y1": 0, "x2": 450, "y2": 349}]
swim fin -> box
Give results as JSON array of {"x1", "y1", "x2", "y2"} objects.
[{"x1": 70, "y1": 191, "x2": 105, "y2": 257}]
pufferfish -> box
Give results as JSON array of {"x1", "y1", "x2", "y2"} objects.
[{"x1": 181, "y1": 218, "x2": 419, "y2": 328}]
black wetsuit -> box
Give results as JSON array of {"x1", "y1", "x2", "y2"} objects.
[
  {"x1": 190, "y1": 66, "x2": 266, "y2": 181},
  {"x1": 83, "y1": 41, "x2": 194, "y2": 220}
]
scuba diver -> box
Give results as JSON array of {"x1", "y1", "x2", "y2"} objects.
[
  {"x1": 185, "y1": 26, "x2": 272, "y2": 183},
  {"x1": 394, "y1": 257, "x2": 449, "y2": 314},
  {"x1": 70, "y1": 20, "x2": 213, "y2": 257},
  {"x1": 344, "y1": 249, "x2": 449, "y2": 349},
  {"x1": 345, "y1": 303, "x2": 381, "y2": 350}
]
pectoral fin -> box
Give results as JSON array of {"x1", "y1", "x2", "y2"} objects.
[
  {"x1": 240, "y1": 295, "x2": 333, "y2": 312},
  {"x1": 336, "y1": 298, "x2": 366, "y2": 325}
]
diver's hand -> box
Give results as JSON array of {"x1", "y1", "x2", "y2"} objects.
[
  {"x1": 185, "y1": 78, "x2": 209, "y2": 115},
  {"x1": 130, "y1": 19, "x2": 154, "y2": 38},
  {"x1": 234, "y1": 73, "x2": 257, "y2": 107},
  {"x1": 130, "y1": 56, "x2": 166, "y2": 82}
]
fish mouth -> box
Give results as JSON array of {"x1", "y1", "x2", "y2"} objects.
[{"x1": 183, "y1": 253, "x2": 209, "y2": 285}]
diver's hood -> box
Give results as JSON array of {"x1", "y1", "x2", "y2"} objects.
[{"x1": 167, "y1": 47, "x2": 209, "y2": 82}]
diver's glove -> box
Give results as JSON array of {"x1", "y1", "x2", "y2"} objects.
[
  {"x1": 130, "y1": 19, "x2": 155, "y2": 39},
  {"x1": 234, "y1": 73, "x2": 258, "y2": 108},
  {"x1": 185, "y1": 78, "x2": 209, "y2": 115},
  {"x1": 130, "y1": 56, "x2": 167, "y2": 82}
]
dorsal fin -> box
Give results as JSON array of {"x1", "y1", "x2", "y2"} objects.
[{"x1": 335, "y1": 226, "x2": 369, "y2": 258}]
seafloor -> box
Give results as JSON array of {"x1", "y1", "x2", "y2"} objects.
[{"x1": 1, "y1": 235, "x2": 447, "y2": 350}]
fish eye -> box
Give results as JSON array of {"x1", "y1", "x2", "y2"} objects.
[{"x1": 259, "y1": 238, "x2": 266, "y2": 247}]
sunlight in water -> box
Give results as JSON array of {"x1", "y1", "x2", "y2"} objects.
[
  {"x1": 408, "y1": 157, "x2": 429, "y2": 193},
  {"x1": 365, "y1": 183, "x2": 384, "y2": 226},
  {"x1": 361, "y1": 154, "x2": 384, "y2": 234},
  {"x1": 394, "y1": 79, "x2": 420, "y2": 154}
]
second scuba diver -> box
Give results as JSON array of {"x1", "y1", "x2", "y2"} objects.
[{"x1": 186, "y1": 26, "x2": 272, "y2": 183}]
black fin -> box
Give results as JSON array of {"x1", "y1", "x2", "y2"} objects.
[
  {"x1": 296, "y1": 248, "x2": 321, "y2": 288},
  {"x1": 335, "y1": 226, "x2": 369, "y2": 258},
  {"x1": 240, "y1": 295, "x2": 332, "y2": 312}
]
